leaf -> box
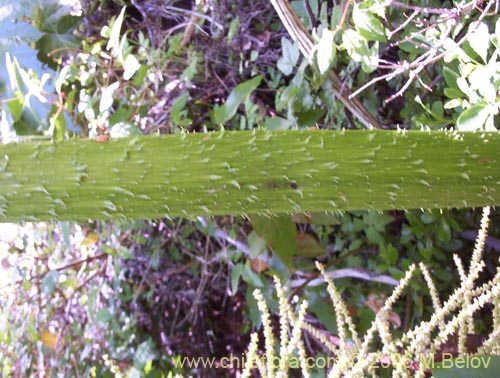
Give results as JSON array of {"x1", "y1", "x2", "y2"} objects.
[
  {"x1": 123, "y1": 54, "x2": 141, "y2": 80},
  {"x1": 5, "y1": 53, "x2": 22, "y2": 93},
  {"x1": 456, "y1": 103, "x2": 491, "y2": 131},
  {"x1": 81, "y1": 232, "x2": 99, "y2": 247},
  {"x1": 99, "y1": 81, "x2": 120, "y2": 113},
  {"x1": 264, "y1": 116, "x2": 292, "y2": 130},
  {"x1": 7, "y1": 96, "x2": 24, "y2": 122},
  {"x1": 342, "y1": 29, "x2": 370, "y2": 63},
  {"x1": 230, "y1": 263, "x2": 244, "y2": 295},
  {"x1": 443, "y1": 65, "x2": 461, "y2": 90},
  {"x1": 49, "y1": 107, "x2": 66, "y2": 141},
  {"x1": 247, "y1": 231, "x2": 267, "y2": 259},
  {"x1": 35, "y1": 32, "x2": 79, "y2": 69},
  {"x1": 277, "y1": 37, "x2": 300, "y2": 75},
  {"x1": 134, "y1": 340, "x2": 157, "y2": 368},
  {"x1": 105, "y1": 6, "x2": 127, "y2": 57},
  {"x1": 211, "y1": 75, "x2": 262, "y2": 124},
  {"x1": 432, "y1": 355, "x2": 500, "y2": 378},
  {"x1": 295, "y1": 233, "x2": 325, "y2": 258},
  {"x1": 40, "y1": 330, "x2": 58, "y2": 350},
  {"x1": 109, "y1": 107, "x2": 134, "y2": 125},
  {"x1": 41, "y1": 270, "x2": 59, "y2": 296},
  {"x1": 170, "y1": 92, "x2": 192, "y2": 127},
  {"x1": 379, "y1": 243, "x2": 398, "y2": 265},
  {"x1": 297, "y1": 108, "x2": 326, "y2": 126},
  {"x1": 361, "y1": 41, "x2": 379, "y2": 73},
  {"x1": 437, "y1": 218, "x2": 451, "y2": 242},
  {"x1": 96, "y1": 308, "x2": 113, "y2": 326},
  {"x1": 307, "y1": 292, "x2": 337, "y2": 333},
  {"x1": 241, "y1": 261, "x2": 264, "y2": 287},
  {"x1": 366, "y1": 226, "x2": 384, "y2": 245},
  {"x1": 468, "y1": 22, "x2": 490, "y2": 63},
  {"x1": 249, "y1": 213, "x2": 297, "y2": 268},
  {"x1": 352, "y1": 4, "x2": 386, "y2": 42},
  {"x1": 316, "y1": 29, "x2": 335, "y2": 74}
]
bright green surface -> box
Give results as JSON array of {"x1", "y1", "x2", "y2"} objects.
[{"x1": 0, "y1": 130, "x2": 498, "y2": 221}]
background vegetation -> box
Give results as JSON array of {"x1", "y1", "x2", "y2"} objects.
[{"x1": 0, "y1": 0, "x2": 499, "y2": 376}]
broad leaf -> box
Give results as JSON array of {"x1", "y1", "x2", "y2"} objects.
[
  {"x1": 123, "y1": 54, "x2": 141, "y2": 80},
  {"x1": 99, "y1": 81, "x2": 120, "y2": 113},
  {"x1": 277, "y1": 37, "x2": 300, "y2": 75},
  {"x1": 211, "y1": 75, "x2": 262, "y2": 124},
  {"x1": 352, "y1": 5, "x2": 386, "y2": 42},
  {"x1": 249, "y1": 213, "x2": 297, "y2": 268},
  {"x1": 295, "y1": 233, "x2": 325, "y2": 258},
  {"x1": 456, "y1": 103, "x2": 491, "y2": 131},
  {"x1": 316, "y1": 29, "x2": 335, "y2": 74},
  {"x1": 230, "y1": 263, "x2": 244, "y2": 295},
  {"x1": 468, "y1": 22, "x2": 490, "y2": 63},
  {"x1": 105, "y1": 6, "x2": 127, "y2": 57}
]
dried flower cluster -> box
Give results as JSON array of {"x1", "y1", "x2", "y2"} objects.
[{"x1": 243, "y1": 207, "x2": 499, "y2": 377}]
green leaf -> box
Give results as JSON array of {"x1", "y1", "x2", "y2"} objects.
[
  {"x1": 35, "y1": 32, "x2": 79, "y2": 69},
  {"x1": 241, "y1": 261, "x2": 264, "y2": 287},
  {"x1": 134, "y1": 340, "x2": 157, "y2": 369},
  {"x1": 352, "y1": 4, "x2": 386, "y2": 42},
  {"x1": 468, "y1": 22, "x2": 490, "y2": 63},
  {"x1": 444, "y1": 88, "x2": 465, "y2": 100},
  {"x1": 330, "y1": 5, "x2": 343, "y2": 32},
  {"x1": 316, "y1": 29, "x2": 335, "y2": 74},
  {"x1": 230, "y1": 263, "x2": 244, "y2": 295},
  {"x1": 170, "y1": 92, "x2": 192, "y2": 127},
  {"x1": 295, "y1": 233, "x2": 325, "y2": 258},
  {"x1": 109, "y1": 107, "x2": 134, "y2": 125},
  {"x1": 307, "y1": 291, "x2": 337, "y2": 334},
  {"x1": 380, "y1": 243, "x2": 398, "y2": 265},
  {"x1": 211, "y1": 75, "x2": 262, "y2": 124},
  {"x1": 7, "y1": 96, "x2": 24, "y2": 122},
  {"x1": 361, "y1": 42, "x2": 379, "y2": 73},
  {"x1": 96, "y1": 308, "x2": 113, "y2": 325},
  {"x1": 264, "y1": 116, "x2": 292, "y2": 130},
  {"x1": 249, "y1": 213, "x2": 297, "y2": 268},
  {"x1": 123, "y1": 54, "x2": 141, "y2": 80},
  {"x1": 247, "y1": 231, "x2": 267, "y2": 259},
  {"x1": 366, "y1": 226, "x2": 383, "y2": 245},
  {"x1": 99, "y1": 81, "x2": 120, "y2": 113},
  {"x1": 105, "y1": 6, "x2": 126, "y2": 57},
  {"x1": 277, "y1": 37, "x2": 300, "y2": 76},
  {"x1": 456, "y1": 103, "x2": 491, "y2": 131},
  {"x1": 432, "y1": 355, "x2": 500, "y2": 378},
  {"x1": 437, "y1": 218, "x2": 451, "y2": 242},
  {"x1": 443, "y1": 65, "x2": 461, "y2": 90},
  {"x1": 342, "y1": 29, "x2": 370, "y2": 63},
  {"x1": 297, "y1": 108, "x2": 326, "y2": 127},
  {"x1": 5, "y1": 53, "x2": 22, "y2": 93},
  {"x1": 49, "y1": 107, "x2": 66, "y2": 141},
  {"x1": 41, "y1": 270, "x2": 59, "y2": 296}
]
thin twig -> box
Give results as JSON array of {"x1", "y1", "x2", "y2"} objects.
[
  {"x1": 289, "y1": 268, "x2": 399, "y2": 287},
  {"x1": 269, "y1": 0, "x2": 382, "y2": 129}
]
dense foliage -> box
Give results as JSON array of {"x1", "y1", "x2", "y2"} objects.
[{"x1": 0, "y1": 0, "x2": 499, "y2": 377}]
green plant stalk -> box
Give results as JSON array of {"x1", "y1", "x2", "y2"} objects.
[{"x1": 0, "y1": 130, "x2": 498, "y2": 222}]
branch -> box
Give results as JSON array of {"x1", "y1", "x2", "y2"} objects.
[
  {"x1": 289, "y1": 268, "x2": 400, "y2": 287},
  {"x1": 269, "y1": 0, "x2": 382, "y2": 129}
]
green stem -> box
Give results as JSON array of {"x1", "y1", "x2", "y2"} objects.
[{"x1": 0, "y1": 130, "x2": 498, "y2": 222}]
